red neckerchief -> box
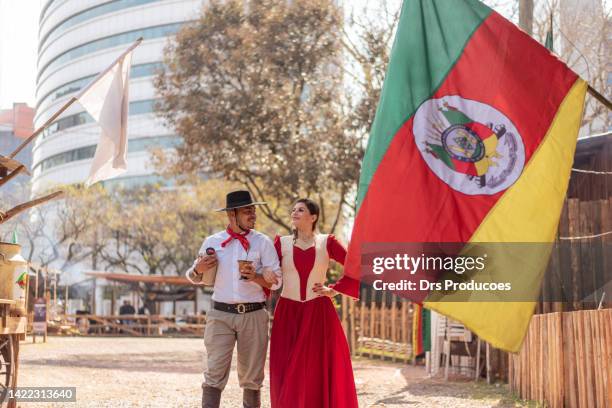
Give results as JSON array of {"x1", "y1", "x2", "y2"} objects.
[{"x1": 221, "y1": 227, "x2": 250, "y2": 252}]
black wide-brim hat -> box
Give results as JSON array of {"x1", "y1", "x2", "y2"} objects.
[{"x1": 215, "y1": 190, "x2": 266, "y2": 212}]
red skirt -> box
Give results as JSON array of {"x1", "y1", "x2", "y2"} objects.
[{"x1": 270, "y1": 296, "x2": 358, "y2": 408}]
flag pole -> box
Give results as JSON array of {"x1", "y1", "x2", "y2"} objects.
[
  {"x1": 587, "y1": 85, "x2": 612, "y2": 111},
  {"x1": 75, "y1": 37, "x2": 143, "y2": 100},
  {"x1": 9, "y1": 96, "x2": 78, "y2": 159},
  {"x1": 9, "y1": 37, "x2": 143, "y2": 159}
]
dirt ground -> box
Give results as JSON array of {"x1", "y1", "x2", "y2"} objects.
[{"x1": 17, "y1": 336, "x2": 532, "y2": 408}]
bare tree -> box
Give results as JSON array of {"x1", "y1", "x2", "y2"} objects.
[
  {"x1": 155, "y1": 0, "x2": 362, "y2": 233},
  {"x1": 532, "y1": 0, "x2": 611, "y2": 134}
]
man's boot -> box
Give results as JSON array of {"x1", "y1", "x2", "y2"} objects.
[
  {"x1": 243, "y1": 388, "x2": 261, "y2": 408},
  {"x1": 202, "y1": 385, "x2": 222, "y2": 408}
]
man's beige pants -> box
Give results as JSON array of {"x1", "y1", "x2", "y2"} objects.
[{"x1": 203, "y1": 307, "x2": 269, "y2": 391}]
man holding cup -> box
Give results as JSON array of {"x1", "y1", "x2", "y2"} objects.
[{"x1": 186, "y1": 190, "x2": 281, "y2": 408}]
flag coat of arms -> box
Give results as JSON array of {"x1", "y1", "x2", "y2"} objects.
[{"x1": 344, "y1": 0, "x2": 586, "y2": 352}]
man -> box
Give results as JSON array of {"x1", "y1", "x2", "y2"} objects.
[
  {"x1": 118, "y1": 300, "x2": 135, "y2": 325},
  {"x1": 186, "y1": 190, "x2": 281, "y2": 408},
  {"x1": 119, "y1": 300, "x2": 135, "y2": 315}
]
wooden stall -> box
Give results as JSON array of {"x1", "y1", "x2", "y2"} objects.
[
  {"x1": 0, "y1": 243, "x2": 30, "y2": 408},
  {"x1": 539, "y1": 132, "x2": 612, "y2": 313}
]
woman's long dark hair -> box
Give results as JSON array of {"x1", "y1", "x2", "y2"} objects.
[{"x1": 292, "y1": 198, "x2": 320, "y2": 242}]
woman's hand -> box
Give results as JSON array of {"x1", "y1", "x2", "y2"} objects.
[{"x1": 312, "y1": 283, "x2": 337, "y2": 297}]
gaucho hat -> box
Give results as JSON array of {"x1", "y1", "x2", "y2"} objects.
[{"x1": 215, "y1": 190, "x2": 266, "y2": 212}]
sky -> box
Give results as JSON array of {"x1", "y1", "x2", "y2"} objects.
[
  {"x1": 0, "y1": 0, "x2": 607, "y2": 111},
  {"x1": 0, "y1": 0, "x2": 42, "y2": 110},
  {"x1": 0, "y1": 0, "x2": 395, "y2": 111}
]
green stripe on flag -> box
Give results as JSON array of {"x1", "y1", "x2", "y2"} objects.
[
  {"x1": 545, "y1": 30, "x2": 553, "y2": 51},
  {"x1": 357, "y1": 0, "x2": 492, "y2": 208}
]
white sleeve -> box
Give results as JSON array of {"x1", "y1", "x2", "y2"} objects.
[
  {"x1": 260, "y1": 236, "x2": 282, "y2": 290},
  {"x1": 185, "y1": 238, "x2": 210, "y2": 285}
]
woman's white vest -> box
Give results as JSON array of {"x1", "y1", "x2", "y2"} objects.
[{"x1": 279, "y1": 234, "x2": 329, "y2": 302}]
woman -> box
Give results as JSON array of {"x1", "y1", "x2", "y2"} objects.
[{"x1": 268, "y1": 198, "x2": 359, "y2": 408}]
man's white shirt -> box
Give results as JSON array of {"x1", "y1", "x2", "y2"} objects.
[{"x1": 185, "y1": 229, "x2": 282, "y2": 303}]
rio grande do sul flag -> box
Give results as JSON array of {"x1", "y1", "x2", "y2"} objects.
[{"x1": 344, "y1": 0, "x2": 587, "y2": 352}]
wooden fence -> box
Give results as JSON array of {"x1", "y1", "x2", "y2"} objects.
[
  {"x1": 340, "y1": 290, "x2": 414, "y2": 362},
  {"x1": 50, "y1": 314, "x2": 206, "y2": 337},
  {"x1": 538, "y1": 198, "x2": 611, "y2": 314},
  {"x1": 509, "y1": 309, "x2": 612, "y2": 408}
]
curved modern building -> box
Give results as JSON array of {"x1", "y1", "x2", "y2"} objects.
[{"x1": 33, "y1": 0, "x2": 202, "y2": 194}]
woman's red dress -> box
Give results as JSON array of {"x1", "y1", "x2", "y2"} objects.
[{"x1": 270, "y1": 235, "x2": 359, "y2": 408}]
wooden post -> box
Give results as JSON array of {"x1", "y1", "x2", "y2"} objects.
[
  {"x1": 369, "y1": 292, "x2": 375, "y2": 354},
  {"x1": 92, "y1": 278, "x2": 97, "y2": 314},
  {"x1": 34, "y1": 267, "x2": 39, "y2": 299},
  {"x1": 568, "y1": 199, "x2": 581, "y2": 311},
  {"x1": 349, "y1": 298, "x2": 356, "y2": 356},
  {"x1": 32, "y1": 273, "x2": 37, "y2": 343},
  {"x1": 486, "y1": 342, "x2": 491, "y2": 384},
  {"x1": 401, "y1": 300, "x2": 407, "y2": 363},
  {"x1": 380, "y1": 294, "x2": 386, "y2": 360},
  {"x1": 340, "y1": 296, "x2": 349, "y2": 339},
  {"x1": 358, "y1": 288, "x2": 366, "y2": 357},
  {"x1": 111, "y1": 282, "x2": 116, "y2": 316},
  {"x1": 475, "y1": 338, "x2": 481, "y2": 380},
  {"x1": 65, "y1": 284, "x2": 69, "y2": 314},
  {"x1": 53, "y1": 274, "x2": 57, "y2": 309},
  {"x1": 44, "y1": 296, "x2": 49, "y2": 343},
  {"x1": 391, "y1": 295, "x2": 397, "y2": 362}
]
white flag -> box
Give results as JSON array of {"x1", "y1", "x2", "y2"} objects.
[{"x1": 77, "y1": 47, "x2": 134, "y2": 187}]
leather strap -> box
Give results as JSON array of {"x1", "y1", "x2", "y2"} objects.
[{"x1": 213, "y1": 301, "x2": 266, "y2": 314}]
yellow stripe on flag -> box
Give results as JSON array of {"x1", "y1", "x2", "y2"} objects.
[{"x1": 424, "y1": 79, "x2": 587, "y2": 352}]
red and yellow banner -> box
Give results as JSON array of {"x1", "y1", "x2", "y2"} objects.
[{"x1": 345, "y1": 0, "x2": 586, "y2": 352}]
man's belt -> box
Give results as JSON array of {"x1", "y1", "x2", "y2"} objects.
[{"x1": 213, "y1": 301, "x2": 266, "y2": 314}]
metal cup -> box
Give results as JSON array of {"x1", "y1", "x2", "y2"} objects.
[{"x1": 237, "y1": 260, "x2": 253, "y2": 280}]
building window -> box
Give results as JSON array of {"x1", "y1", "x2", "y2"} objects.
[
  {"x1": 36, "y1": 135, "x2": 180, "y2": 172},
  {"x1": 41, "y1": 99, "x2": 158, "y2": 139},
  {"x1": 38, "y1": 22, "x2": 185, "y2": 81},
  {"x1": 40, "y1": 0, "x2": 164, "y2": 52},
  {"x1": 37, "y1": 62, "x2": 163, "y2": 110},
  {"x1": 40, "y1": 0, "x2": 59, "y2": 23},
  {"x1": 101, "y1": 174, "x2": 174, "y2": 189}
]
